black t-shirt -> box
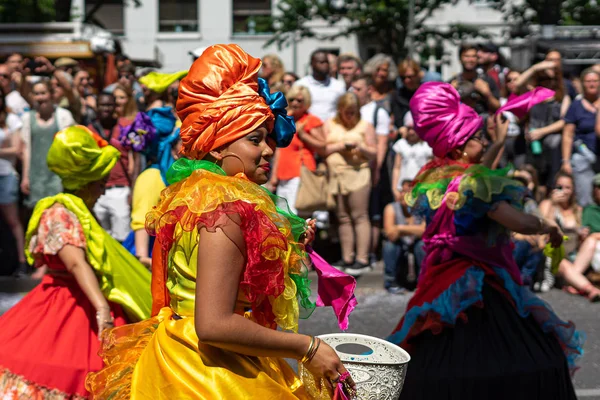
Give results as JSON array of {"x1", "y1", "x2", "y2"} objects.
[
  {"x1": 449, "y1": 73, "x2": 500, "y2": 115},
  {"x1": 391, "y1": 87, "x2": 416, "y2": 128}
]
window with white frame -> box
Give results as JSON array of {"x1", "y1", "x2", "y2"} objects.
[
  {"x1": 159, "y1": 0, "x2": 199, "y2": 33},
  {"x1": 232, "y1": 0, "x2": 272, "y2": 35}
]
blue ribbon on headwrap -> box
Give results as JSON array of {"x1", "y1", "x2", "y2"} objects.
[
  {"x1": 257, "y1": 77, "x2": 296, "y2": 148},
  {"x1": 146, "y1": 106, "x2": 180, "y2": 185}
]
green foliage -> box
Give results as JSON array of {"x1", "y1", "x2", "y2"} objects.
[
  {"x1": 0, "y1": 0, "x2": 61, "y2": 23},
  {"x1": 490, "y1": 0, "x2": 600, "y2": 33},
  {"x1": 266, "y1": 0, "x2": 491, "y2": 60}
]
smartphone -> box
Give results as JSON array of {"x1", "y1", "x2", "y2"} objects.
[{"x1": 26, "y1": 59, "x2": 39, "y2": 72}]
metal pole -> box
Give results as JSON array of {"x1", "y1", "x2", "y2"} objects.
[
  {"x1": 292, "y1": 30, "x2": 298, "y2": 74},
  {"x1": 407, "y1": 0, "x2": 415, "y2": 58}
]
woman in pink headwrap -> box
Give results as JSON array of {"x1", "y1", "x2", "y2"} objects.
[{"x1": 388, "y1": 82, "x2": 582, "y2": 400}]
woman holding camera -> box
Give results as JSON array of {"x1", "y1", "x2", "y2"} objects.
[{"x1": 324, "y1": 93, "x2": 377, "y2": 275}]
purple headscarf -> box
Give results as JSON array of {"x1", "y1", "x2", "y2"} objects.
[{"x1": 409, "y1": 82, "x2": 483, "y2": 158}]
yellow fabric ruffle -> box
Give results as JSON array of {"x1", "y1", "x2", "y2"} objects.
[
  {"x1": 147, "y1": 168, "x2": 306, "y2": 332},
  {"x1": 407, "y1": 163, "x2": 524, "y2": 212},
  {"x1": 87, "y1": 308, "x2": 309, "y2": 399}
]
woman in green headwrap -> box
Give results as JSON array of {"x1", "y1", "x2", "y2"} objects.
[{"x1": 0, "y1": 126, "x2": 151, "y2": 399}]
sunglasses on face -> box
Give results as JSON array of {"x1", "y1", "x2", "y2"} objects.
[
  {"x1": 283, "y1": 80, "x2": 295, "y2": 85},
  {"x1": 470, "y1": 132, "x2": 485, "y2": 143}
]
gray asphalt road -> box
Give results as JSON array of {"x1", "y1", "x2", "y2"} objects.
[{"x1": 1, "y1": 274, "x2": 598, "y2": 399}]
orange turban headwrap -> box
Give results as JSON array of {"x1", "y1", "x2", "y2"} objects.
[{"x1": 177, "y1": 44, "x2": 276, "y2": 159}]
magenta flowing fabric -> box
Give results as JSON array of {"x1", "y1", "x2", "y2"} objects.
[
  {"x1": 307, "y1": 246, "x2": 357, "y2": 331},
  {"x1": 497, "y1": 87, "x2": 555, "y2": 119}
]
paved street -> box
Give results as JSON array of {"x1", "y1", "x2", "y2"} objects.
[{"x1": 1, "y1": 269, "x2": 598, "y2": 399}]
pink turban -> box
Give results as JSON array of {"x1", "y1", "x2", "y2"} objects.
[{"x1": 410, "y1": 82, "x2": 482, "y2": 158}]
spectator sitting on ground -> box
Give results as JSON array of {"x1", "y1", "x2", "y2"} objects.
[
  {"x1": 554, "y1": 173, "x2": 600, "y2": 302},
  {"x1": 260, "y1": 54, "x2": 285, "y2": 94},
  {"x1": 511, "y1": 166, "x2": 544, "y2": 286},
  {"x1": 296, "y1": 49, "x2": 346, "y2": 123},
  {"x1": 538, "y1": 172, "x2": 600, "y2": 301},
  {"x1": 582, "y1": 174, "x2": 600, "y2": 283},
  {"x1": 338, "y1": 53, "x2": 363, "y2": 89},
  {"x1": 391, "y1": 112, "x2": 432, "y2": 202},
  {"x1": 449, "y1": 43, "x2": 500, "y2": 115},
  {"x1": 382, "y1": 179, "x2": 426, "y2": 294},
  {"x1": 281, "y1": 72, "x2": 298, "y2": 94},
  {"x1": 562, "y1": 68, "x2": 600, "y2": 207}
]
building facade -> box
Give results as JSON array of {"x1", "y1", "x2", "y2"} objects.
[{"x1": 79, "y1": 0, "x2": 359, "y2": 75}]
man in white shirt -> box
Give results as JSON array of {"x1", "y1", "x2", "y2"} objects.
[
  {"x1": 350, "y1": 74, "x2": 390, "y2": 179},
  {"x1": 295, "y1": 50, "x2": 346, "y2": 123},
  {"x1": 0, "y1": 64, "x2": 29, "y2": 116}
]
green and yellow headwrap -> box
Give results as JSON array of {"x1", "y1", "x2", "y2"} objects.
[
  {"x1": 139, "y1": 70, "x2": 188, "y2": 94},
  {"x1": 47, "y1": 125, "x2": 121, "y2": 191}
]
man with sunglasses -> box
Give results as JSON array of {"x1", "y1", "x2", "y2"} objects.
[{"x1": 104, "y1": 63, "x2": 144, "y2": 110}]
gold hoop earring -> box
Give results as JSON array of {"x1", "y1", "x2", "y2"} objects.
[{"x1": 221, "y1": 152, "x2": 247, "y2": 177}]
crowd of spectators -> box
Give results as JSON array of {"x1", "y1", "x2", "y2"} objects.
[{"x1": 1, "y1": 45, "x2": 600, "y2": 301}]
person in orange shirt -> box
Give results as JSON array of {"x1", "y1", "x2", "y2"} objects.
[{"x1": 267, "y1": 85, "x2": 326, "y2": 214}]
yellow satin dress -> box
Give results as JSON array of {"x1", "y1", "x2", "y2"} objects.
[
  {"x1": 87, "y1": 167, "x2": 320, "y2": 399},
  {"x1": 87, "y1": 230, "x2": 309, "y2": 399},
  {"x1": 131, "y1": 229, "x2": 308, "y2": 399}
]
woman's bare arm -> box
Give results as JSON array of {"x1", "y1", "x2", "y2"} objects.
[
  {"x1": 299, "y1": 125, "x2": 326, "y2": 155},
  {"x1": 488, "y1": 201, "x2": 554, "y2": 235},
  {"x1": 194, "y1": 221, "x2": 310, "y2": 358},
  {"x1": 0, "y1": 131, "x2": 22, "y2": 158},
  {"x1": 359, "y1": 123, "x2": 377, "y2": 160},
  {"x1": 59, "y1": 245, "x2": 112, "y2": 334}
]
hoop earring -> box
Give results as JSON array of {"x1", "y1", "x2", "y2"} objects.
[{"x1": 221, "y1": 152, "x2": 247, "y2": 177}]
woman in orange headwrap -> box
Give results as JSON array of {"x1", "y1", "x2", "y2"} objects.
[{"x1": 86, "y1": 44, "x2": 356, "y2": 399}]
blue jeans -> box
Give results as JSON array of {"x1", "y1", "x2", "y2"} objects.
[
  {"x1": 513, "y1": 240, "x2": 543, "y2": 285},
  {"x1": 383, "y1": 239, "x2": 425, "y2": 288}
]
